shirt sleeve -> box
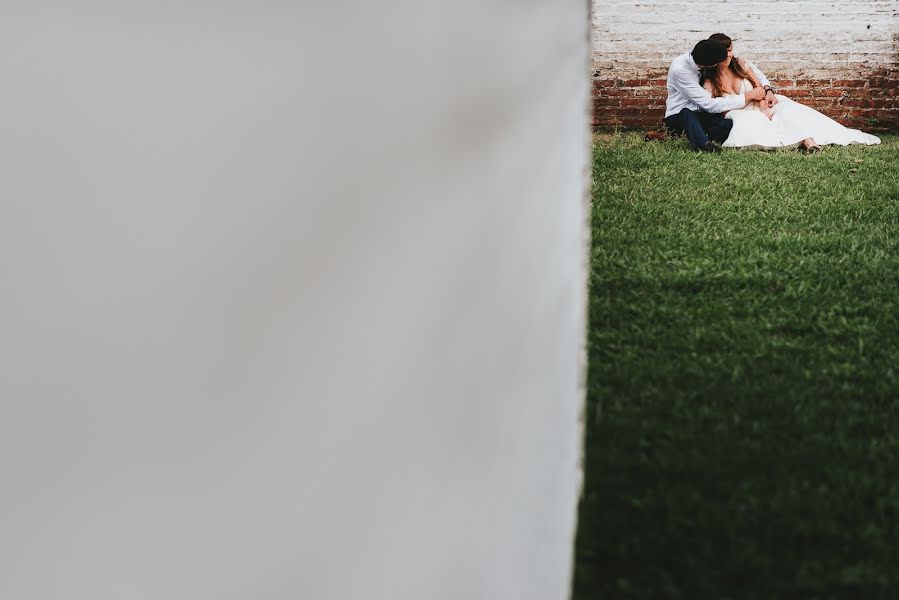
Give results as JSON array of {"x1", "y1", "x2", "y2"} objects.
[
  {"x1": 671, "y1": 68, "x2": 746, "y2": 113},
  {"x1": 744, "y1": 59, "x2": 771, "y2": 87}
]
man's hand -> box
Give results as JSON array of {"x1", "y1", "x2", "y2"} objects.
[
  {"x1": 765, "y1": 90, "x2": 779, "y2": 108},
  {"x1": 746, "y1": 86, "x2": 767, "y2": 101}
]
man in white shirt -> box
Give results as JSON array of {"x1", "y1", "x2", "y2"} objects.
[{"x1": 664, "y1": 39, "x2": 768, "y2": 152}]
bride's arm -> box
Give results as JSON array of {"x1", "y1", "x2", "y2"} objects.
[
  {"x1": 738, "y1": 58, "x2": 770, "y2": 88},
  {"x1": 739, "y1": 57, "x2": 778, "y2": 107}
]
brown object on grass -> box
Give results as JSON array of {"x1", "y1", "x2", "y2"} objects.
[{"x1": 643, "y1": 129, "x2": 667, "y2": 142}]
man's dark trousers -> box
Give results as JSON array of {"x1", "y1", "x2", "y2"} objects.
[{"x1": 664, "y1": 108, "x2": 733, "y2": 150}]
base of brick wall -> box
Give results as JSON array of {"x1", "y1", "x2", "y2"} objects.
[{"x1": 593, "y1": 71, "x2": 899, "y2": 133}]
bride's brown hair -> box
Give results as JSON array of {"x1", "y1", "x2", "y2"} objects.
[{"x1": 700, "y1": 33, "x2": 760, "y2": 97}]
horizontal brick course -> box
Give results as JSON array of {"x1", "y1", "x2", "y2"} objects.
[{"x1": 593, "y1": 77, "x2": 898, "y2": 131}]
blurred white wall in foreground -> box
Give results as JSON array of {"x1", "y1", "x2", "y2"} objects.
[{"x1": 0, "y1": 2, "x2": 590, "y2": 599}]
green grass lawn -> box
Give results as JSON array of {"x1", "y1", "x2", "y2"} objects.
[{"x1": 573, "y1": 133, "x2": 899, "y2": 599}]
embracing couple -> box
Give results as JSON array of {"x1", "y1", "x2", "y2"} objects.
[{"x1": 665, "y1": 34, "x2": 881, "y2": 153}]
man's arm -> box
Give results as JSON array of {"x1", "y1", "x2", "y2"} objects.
[{"x1": 671, "y1": 69, "x2": 762, "y2": 113}]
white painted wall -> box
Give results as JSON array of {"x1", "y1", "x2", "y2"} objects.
[
  {"x1": 593, "y1": 0, "x2": 898, "y2": 77},
  {"x1": 0, "y1": 2, "x2": 589, "y2": 600}
]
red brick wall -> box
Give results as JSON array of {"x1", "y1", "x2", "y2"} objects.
[{"x1": 592, "y1": 71, "x2": 899, "y2": 132}]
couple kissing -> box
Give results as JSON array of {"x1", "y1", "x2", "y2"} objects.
[{"x1": 663, "y1": 34, "x2": 880, "y2": 153}]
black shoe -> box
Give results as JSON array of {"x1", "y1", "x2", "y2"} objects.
[{"x1": 701, "y1": 141, "x2": 723, "y2": 153}]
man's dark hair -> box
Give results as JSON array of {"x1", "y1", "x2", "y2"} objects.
[{"x1": 691, "y1": 39, "x2": 727, "y2": 67}]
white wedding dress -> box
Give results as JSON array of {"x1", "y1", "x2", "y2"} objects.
[{"x1": 720, "y1": 79, "x2": 880, "y2": 149}]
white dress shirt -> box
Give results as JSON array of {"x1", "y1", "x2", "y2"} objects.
[{"x1": 665, "y1": 52, "x2": 770, "y2": 118}]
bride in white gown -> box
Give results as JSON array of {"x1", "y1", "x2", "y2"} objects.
[{"x1": 701, "y1": 34, "x2": 880, "y2": 151}]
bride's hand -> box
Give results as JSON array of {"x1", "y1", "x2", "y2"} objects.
[
  {"x1": 761, "y1": 106, "x2": 774, "y2": 120},
  {"x1": 746, "y1": 86, "x2": 767, "y2": 101}
]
